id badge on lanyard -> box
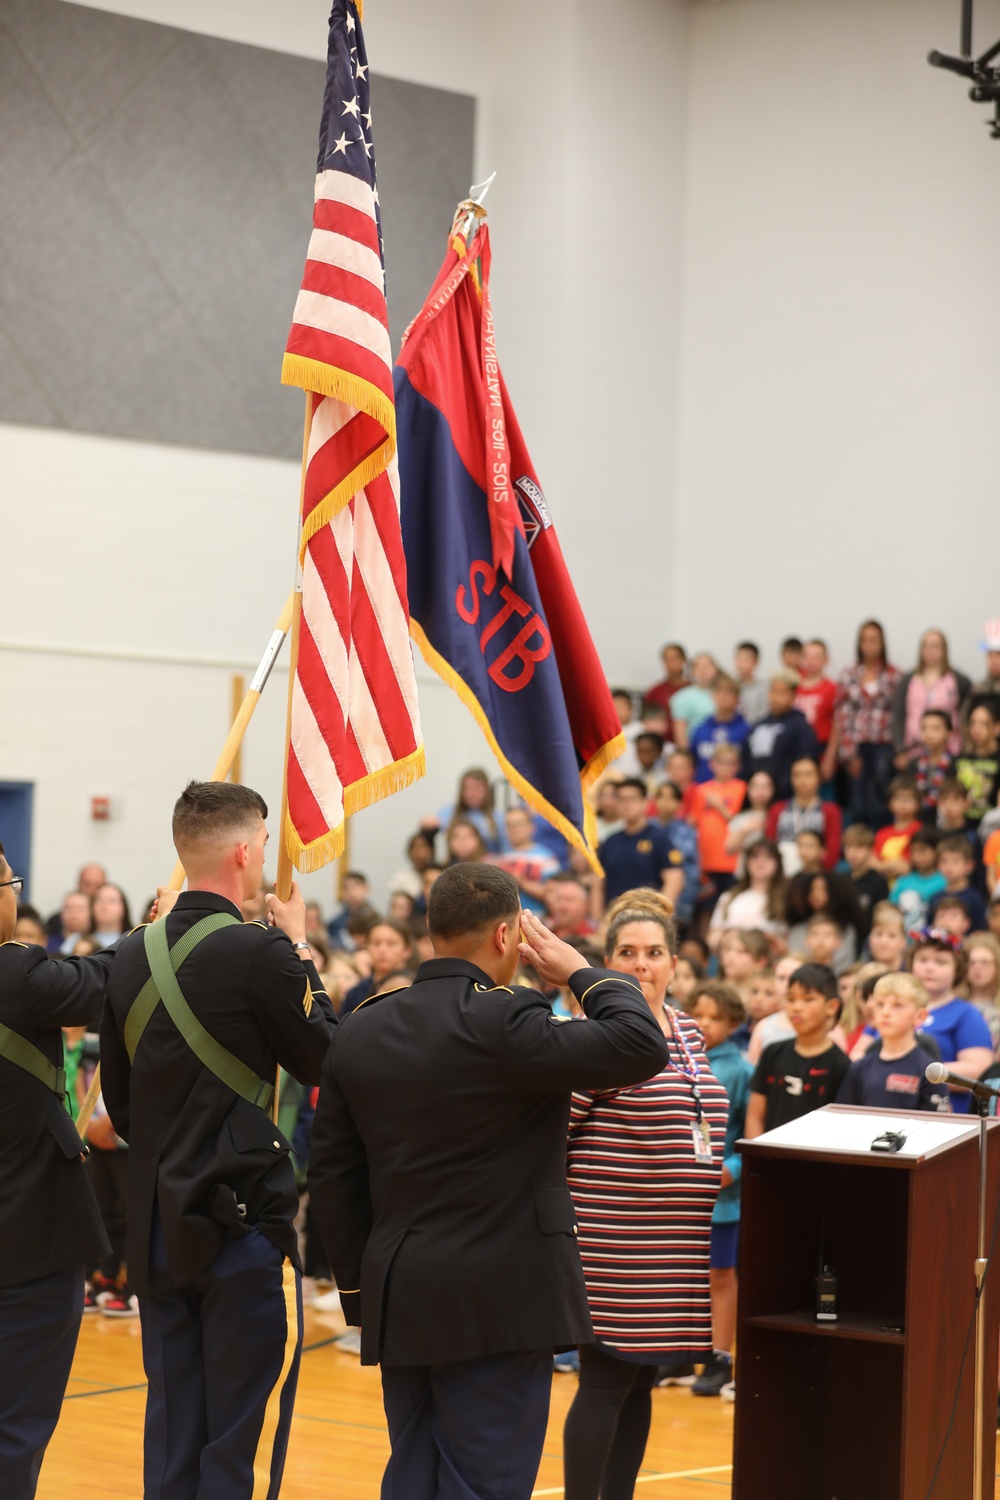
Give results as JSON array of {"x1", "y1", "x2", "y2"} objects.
[{"x1": 691, "y1": 1096, "x2": 713, "y2": 1165}]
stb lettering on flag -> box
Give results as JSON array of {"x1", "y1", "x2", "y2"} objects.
[{"x1": 281, "y1": 0, "x2": 424, "y2": 871}]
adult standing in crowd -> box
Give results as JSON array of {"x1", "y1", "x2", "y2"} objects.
[
  {"x1": 595, "y1": 779, "x2": 685, "y2": 913},
  {"x1": 643, "y1": 643, "x2": 689, "y2": 717},
  {"x1": 100, "y1": 781, "x2": 335, "y2": 1500},
  {"x1": 308, "y1": 864, "x2": 668, "y2": 1500},
  {"x1": 562, "y1": 890, "x2": 728, "y2": 1500},
  {"x1": 47, "y1": 889, "x2": 93, "y2": 955},
  {"x1": 833, "y1": 619, "x2": 901, "y2": 829},
  {"x1": 0, "y1": 842, "x2": 116, "y2": 1497},
  {"x1": 891, "y1": 629, "x2": 970, "y2": 757}
]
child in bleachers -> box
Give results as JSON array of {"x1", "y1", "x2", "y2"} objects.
[
  {"x1": 690, "y1": 675, "x2": 750, "y2": 783},
  {"x1": 746, "y1": 964, "x2": 849, "y2": 1134},
  {"x1": 794, "y1": 640, "x2": 838, "y2": 769},
  {"x1": 904, "y1": 709, "x2": 956, "y2": 823},
  {"x1": 910, "y1": 928, "x2": 994, "y2": 1111},
  {"x1": 746, "y1": 951, "x2": 808, "y2": 1063},
  {"x1": 840, "y1": 962, "x2": 890, "y2": 1054},
  {"x1": 792, "y1": 828, "x2": 825, "y2": 877},
  {"x1": 837, "y1": 974, "x2": 949, "y2": 1111},
  {"x1": 890, "y1": 828, "x2": 945, "y2": 930},
  {"x1": 803, "y1": 913, "x2": 844, "y2": 971},
  {"x1": 717, "y1": 928, "x2": 772, "y2": 1008},
  {"x1": 867, "y1": 902, "x2": 908, "y2": 971},
  {"x1": 954, "y1": 705, "x2": 1000, "y2": 828},
  {"x1": 669, "y1": 953, "x2": 703, "y2": 1010},
  {"x1": 666, "y1": 747, "x2": 698, "y2": 820},
  {"x1": 964, "y1": 933, "x2": 1000, "y2": 1051},
  {"x1": 765, "y1": 756, "x2": 841, "y2": 874},
  {"x1": 690, "y1": 744, "x2": 746, "y2": 926},
  {"x1": 936, "y1": 780, "x2": 983, "y2": 883},
  {"x1": 652, "y1": 781, "x2": 700, "y2": 933},
  {"x1": 841, "y1": 825, "x2": 890, "y2": 943},
  {"x1": 872, "y1": 779, "x2": 924, "y2": 881},
  {"x1": 932, "y1": 894, "x2": 972, "y2": 941},
  {"x1": 707, "y1": 840, "x2": 788, "y2": 950},
  {"x1": 688, "y1": 981, "x2": 753, "y2": 1397},
  {"x1": 928, "y1": 836, "x2": 987, "y2": 932},
  {"x1": 724, "y1": 769, "x2": 776, "y2": 873}
]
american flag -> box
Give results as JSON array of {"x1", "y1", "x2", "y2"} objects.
[{"x1": 281, "y1": 0, "x2": 424, "y2": 871}]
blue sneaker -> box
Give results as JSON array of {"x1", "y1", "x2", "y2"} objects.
[{"x1": 553, "y1": 1348, "x2": 580, "y2": 1374}]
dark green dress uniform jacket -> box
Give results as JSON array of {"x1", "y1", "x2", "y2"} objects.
[
  {"x1": 100, "y1": 892, "x2": 335, "y2": 1296},
  {"x1": 0, "y1": 941, "x2": 114, "y2": 1287},
  {"x1": 308, "y1": 958, "x2": 668, "y2": 1366}
]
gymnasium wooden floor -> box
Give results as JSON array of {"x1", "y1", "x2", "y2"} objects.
[
  {"x1": 38, "y1": 1302, "x2": 1000, "y2": 1498},
  {"x1": 40, "y1": 1302, "x2": 735, "y2": 1499}
]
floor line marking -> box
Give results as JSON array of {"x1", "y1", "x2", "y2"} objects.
[
  {"x1": 63, "y1": 1382, "x2": 147, "y2": 1401},
  {"x1": 532, "y1": 1465, "x2": 733, "y2": 1496}
]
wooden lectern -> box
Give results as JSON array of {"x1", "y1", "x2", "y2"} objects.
[{"x1": 734, "y1": 1106, "x2": 1000, "y2": 1500}]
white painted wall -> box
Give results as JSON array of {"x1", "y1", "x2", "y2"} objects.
[
  {"x1": 12, "y1": 0, "x2": 1000, "y2": 918},
  {"x1": 672, "y1": 0, "x2": 1000, "y2": 677},
  {"x1": 5, "y1": 0, "x2": 689, "y2": 918}
]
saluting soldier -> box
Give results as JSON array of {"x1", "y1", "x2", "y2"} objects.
[
  {"x1": 0, "y1": 842, "x2": 116, "y2": 1498},
  {"x1": 100, "y1": 782, "x2": 335, "y2": 1500},
  {"x1": 308, "y1": 861, "x2": 670, "y2": 1500}
]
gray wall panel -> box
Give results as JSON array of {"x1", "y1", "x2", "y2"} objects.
[{"x1": 0, "y1": 0, "x2": 474, "y2": 459}]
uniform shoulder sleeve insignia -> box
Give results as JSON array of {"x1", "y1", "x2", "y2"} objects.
[
  {"x1": 302, "y1": 981, "x2": 313, "y2": 1018},
  {"x1": 474, "y1": 982, "x2": 514, "y2": 996},
  {"x1": 247, "y1": 919, "x2": 269, "y2": 931}
]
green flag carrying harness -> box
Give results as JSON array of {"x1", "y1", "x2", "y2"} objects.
[
  {"x1": 125, "y1": 915, "x2": 274, "y2": 1113},
  {"x1": 0, "y1": 1020, "x2": 66, "y2": 1100}
]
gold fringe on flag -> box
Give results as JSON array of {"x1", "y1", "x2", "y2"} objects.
[
  {"x1": 284, "y1": 745, "x2": 426, "y2": 874},
  {"x1": 410, "y1": 621, "x2": 610, "y2": 877},
  {"x1": 280, "y1": 353, "x2": 397, "y2": 557}
]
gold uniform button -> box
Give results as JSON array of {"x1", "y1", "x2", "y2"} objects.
[
  {"x1": 273, "y1": 1140, "x2": 281, "y2": 1149},
  {"x1": 573, "y1": 1226, "x2": 578, "y2": 1236}
]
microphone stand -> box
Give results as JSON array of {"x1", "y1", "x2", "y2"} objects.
[{"x1": 973, "y1": 1089, "x2": 989, "y2": 1500}]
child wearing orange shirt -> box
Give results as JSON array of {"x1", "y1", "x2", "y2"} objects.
[{"x1": 691, "y1": 744, "x2": 747, "y2": 921}]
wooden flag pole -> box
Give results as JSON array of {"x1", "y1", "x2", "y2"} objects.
[
  {"x1": 75, "y1": 592, "x2": 296, "y2": 1139},
  {"x1": 275, "y1": 392, "x2": 313, "y2": 904}
]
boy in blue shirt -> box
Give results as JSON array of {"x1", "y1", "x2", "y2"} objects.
[
  {"x1": 689, "y1": 981, "x2": 754, "y2": 1397},
  {"x1": 690, "y1": 674, "x2": 750, "y2": 783},
  {"x1": 837, "y1": 973, "x2": 948, "y2": 1112},
  {"x1": 595, "y1": 778, "x2": 685, "y2": 909},
  {"x1": 890, "y1": 829, "x2": 945, "y2": 930},
  {"x1": 928, "y1": 836, "x2": 988, "y2": 932}
]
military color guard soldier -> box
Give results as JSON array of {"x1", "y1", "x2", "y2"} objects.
[
  {"x1": 309, "y1": 862, "x2": 670, "y2": 1500},
  {"x1": 100, "y1": 782, "x2": 335, "y2": 1500},
  {"x1": 0, "y1": 842, "x2": 116, "y2": 1498}
]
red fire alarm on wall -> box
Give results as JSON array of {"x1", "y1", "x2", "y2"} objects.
[{"x1": 91, "y1": 796, "x2": 111, "y2": 821}]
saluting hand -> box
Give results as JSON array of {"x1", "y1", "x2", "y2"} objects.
[
  {"x1": 517, "y1": 910, "x2": 590, "y2": 987},
  {"x1": 265, "y1": 883, "x2": 307, "y2": 946}
]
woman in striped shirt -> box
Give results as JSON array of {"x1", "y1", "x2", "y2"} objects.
[{"x1": 562, "y1": 890, "x2": 728, "y2": 1500}]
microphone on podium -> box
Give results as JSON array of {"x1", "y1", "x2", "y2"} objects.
[{"x1": 924, "y1": 1061, "x2": 996, "y2": 1106}]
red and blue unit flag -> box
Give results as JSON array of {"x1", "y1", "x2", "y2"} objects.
[
  {"x1": 281, "y1": 0, "x2": 423, "y2": 871},
  {"x1": 394, "y1": 221, "x2": 624, "y2": 869}
]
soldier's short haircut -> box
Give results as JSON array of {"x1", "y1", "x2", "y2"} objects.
[
  {"x1": 172, "y1": 780, "x2": 268, "y2": 852},
  {"x1": 427, "y1": 862, "x2": 520, "y2": 942}
]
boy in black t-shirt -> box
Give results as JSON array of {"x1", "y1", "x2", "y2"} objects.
[
  {"x1": 837, "y1": 973, "x2": 948, "y2": 1112},
  {"x1": 746, "y1": 964, "x2": 849, "y2": 1135},
  {"x1": 841, "y1": 825, "x2": 890, "y2": 943}
]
